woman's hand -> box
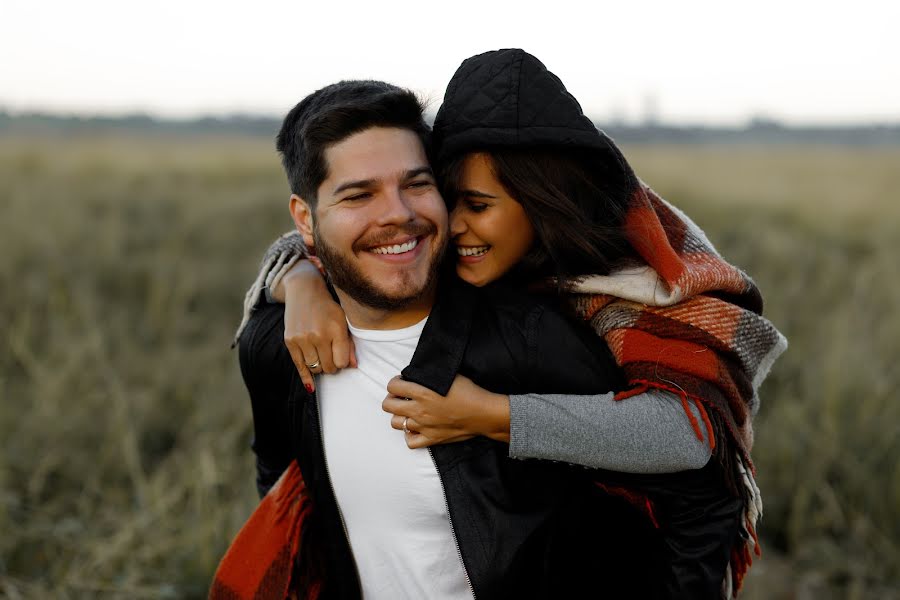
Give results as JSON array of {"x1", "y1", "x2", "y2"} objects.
[
  {"x1": 279, "y1": 259, "x2": 355, "y2": 392},
  {"x1": 383, "y1": 374, "x2": 511, "y2": 449}
]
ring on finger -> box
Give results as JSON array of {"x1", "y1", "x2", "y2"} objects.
[
  {"x1": 306, "y1": 360, "x2": 321, "y2": 370},
  {"x1": 402, "y1": 416, "x2": 410, "y2": 434}
]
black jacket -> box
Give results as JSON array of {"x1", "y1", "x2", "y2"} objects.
[{"x1": 238, "y1": 278, "x2": 741, "y2": 599}]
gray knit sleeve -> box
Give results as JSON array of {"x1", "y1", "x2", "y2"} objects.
[
  {"x1": 233, "y1": 230, "x2": 309, "y2": 345},
  {"x1": 508, "y1": 389, "x2": 711, "y2": 473}
]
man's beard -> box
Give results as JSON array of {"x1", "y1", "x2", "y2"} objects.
[{"x1": 312, "y1": 220, "x2": 446, "y2": 311}]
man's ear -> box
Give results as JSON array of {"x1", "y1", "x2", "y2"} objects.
[{"x1": 289, "y1": 194, "x2": 315, "y2": 248}]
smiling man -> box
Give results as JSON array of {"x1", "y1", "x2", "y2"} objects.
[
  {"x1": 273, "y1": 86, "x2": 472, "y2": 598},
  {"x1": 291, "y1": 126, "x2": 446, "y2": 323}
]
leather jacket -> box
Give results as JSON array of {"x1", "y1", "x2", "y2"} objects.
[{"x1": 238, "y1": 276, "x2": 742, "y2": 599}]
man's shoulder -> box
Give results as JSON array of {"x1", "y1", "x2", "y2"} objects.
[
  {"x1": 239, "y1": 303, "x2": 286, "y2": 349},
  {"x1": 237, "y1": 304, "x2": 292, "y2": 376}
]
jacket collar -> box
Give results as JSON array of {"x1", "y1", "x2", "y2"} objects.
[{"x1": 401, "y1": 276, "x2": 477, "y2": 396}]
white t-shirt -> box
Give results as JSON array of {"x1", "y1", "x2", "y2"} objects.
[{"x1": 317, "y1": 317, "x2": 474, "y2": 600}]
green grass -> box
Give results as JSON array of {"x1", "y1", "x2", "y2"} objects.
[{"x1": 1, "y1": 135, "x2": 897, "y2": 598}]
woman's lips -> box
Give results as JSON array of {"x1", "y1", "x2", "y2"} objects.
[{"x1": 456, "y1": 245, "x2": 490, "y2": 264}]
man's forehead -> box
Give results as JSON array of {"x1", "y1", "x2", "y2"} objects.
[{"x1": 321, "y1": 127, "x2": 431, "y2": 193}]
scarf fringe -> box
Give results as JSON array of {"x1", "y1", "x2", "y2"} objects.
[
  {"x1": 593, "y1": 481, "x2": 660, "y2": 529},
  {"x1": 617, "y1": 379, "x2": 730, "y2": 457},
  {"x1": 718, "y1": 453, "x2": 762, "y2": 598}
]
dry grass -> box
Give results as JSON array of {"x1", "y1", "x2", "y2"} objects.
[{"x1": 1, "y1": 135, "x2": 897, "y2": 598}]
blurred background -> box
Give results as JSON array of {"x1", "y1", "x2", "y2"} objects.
[{"x1": 1, "y1": 1, "x2": 898, "y2": 598}]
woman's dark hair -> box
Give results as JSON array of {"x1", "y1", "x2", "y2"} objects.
[{"x1": 440, "y1": 146, "x2": 637, "y2": 287}]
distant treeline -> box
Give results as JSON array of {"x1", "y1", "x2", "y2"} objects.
[{"x1": 2, "y1": 111, "x2": 899, "y2": 145}]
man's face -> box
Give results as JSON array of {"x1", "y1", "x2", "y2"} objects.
[{"x1": 301, "y1": 127, "x2": 448, "y2": 310}]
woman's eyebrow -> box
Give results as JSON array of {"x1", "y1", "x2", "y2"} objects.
[{"x1": 460, "y1": 189, "x2": 496, "y2": 199}]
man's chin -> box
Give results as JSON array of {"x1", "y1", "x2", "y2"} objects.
[
  {"x1": 362, "y1": 278, "x2": 434, "y2": 310},
  {"x1": 343, "y1": 288, "x2": 422, "y2": 312},
  {"x1": 316, "y1": 231, "x2": 446, "y2": 312}
]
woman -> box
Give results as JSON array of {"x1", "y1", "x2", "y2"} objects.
[{"x1": 236, "y1": 50, "x2": 786, "y2": 597}]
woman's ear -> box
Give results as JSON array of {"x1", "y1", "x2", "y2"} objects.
[{"x1": 289, "y1": 194, "x2": 315, "y2": 248}]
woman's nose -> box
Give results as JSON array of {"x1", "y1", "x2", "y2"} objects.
[{"x1": 449, "y1": 205, "x2": 467, "y2": 237}]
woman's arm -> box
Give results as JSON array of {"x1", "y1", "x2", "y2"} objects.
[
  {"x1": 383, "y1": 376, "x2": 710, "y2": 473},
  {"x1": 508, "y1": 390, "x2": 711, "y2": 473},
  {"x1": 235, "y1": 230, "x2": 353, "y2": 392},
  {"x1": 383, "y1": 297, "x2": 711, "y2": 473}
]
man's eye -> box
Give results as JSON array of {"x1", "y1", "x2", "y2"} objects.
[
  {"x1": 343, "y1": 192, "x2": 371, "y2": 202},
  {"x1": 408, "y1": 180, "x2": 432, "y2": 188}
]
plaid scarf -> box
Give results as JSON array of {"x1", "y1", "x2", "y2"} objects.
[
  {"x1": 209, "y1": 461, "x2": 322, "y2": 600},
  {"x1": 567, "y1": 184, "x2": 787, "y2": 598}
]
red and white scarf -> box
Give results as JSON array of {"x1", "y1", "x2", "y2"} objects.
[{"x1": 568, "y1": 184, "x2": 787, "y2": 597}]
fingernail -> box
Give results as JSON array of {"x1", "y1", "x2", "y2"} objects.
[{"x1": 305, "y1": 384, "x2": 314, "y2": 393}]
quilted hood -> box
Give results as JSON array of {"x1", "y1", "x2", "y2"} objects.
[{"x1": 433, "y1": 48, "x2": 635, "y2": 181}]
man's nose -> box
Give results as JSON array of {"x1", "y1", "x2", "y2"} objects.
[{"x1": 376, "y1": 187, "x2": 417, "y2": 225}]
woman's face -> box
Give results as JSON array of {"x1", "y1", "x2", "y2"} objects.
[{"x1": 449, "y1": 153, "x2": 535, "y2": 287}]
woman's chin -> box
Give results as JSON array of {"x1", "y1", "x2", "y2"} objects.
[
  {"x1": 455, "y1": 262, "x2": 501, "y2": 288},
  {"x1": 456, "y1": 261, "x2": 509, "y2": 287}
]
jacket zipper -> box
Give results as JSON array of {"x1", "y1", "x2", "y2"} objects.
[
  {"x1": 428, "y1": 448, "x2": 477, "y2": 599},
  {"x1": 312, "y1": 392, "x2": 363, "y2": 594}
]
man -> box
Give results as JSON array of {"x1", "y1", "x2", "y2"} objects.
[{"x1": 215, "y1": 80, "x2": 737, "y2": 600}]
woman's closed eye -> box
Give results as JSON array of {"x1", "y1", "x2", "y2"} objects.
[{"x1": 464, "y1": 199, "x2": 489, "y2": 213}]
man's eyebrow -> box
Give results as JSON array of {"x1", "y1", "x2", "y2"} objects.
[
  {"x1": 331, "y1": 167, "x2": 434, "y2": 196},
  {"x1": 332, "y1": 178, "x2": 375, "y2": 195},
  {"x1": 405, "y1": 166, "x2": 434, "y2": 179}
]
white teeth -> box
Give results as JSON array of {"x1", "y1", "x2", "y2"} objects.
[
  {"x1": 372, "y1": 238, "x2": 419, "y2": 255},
  {"x1": 456, "y1": 246, "x2": 490, "y2": 257}
]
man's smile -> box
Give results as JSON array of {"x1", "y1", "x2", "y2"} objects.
[
  {"x1": 364, "y1": 235, "x2": 429, "y2": 264},
  {"x1": 370, "y1": 236, "x2": 420, "y2": 255}
]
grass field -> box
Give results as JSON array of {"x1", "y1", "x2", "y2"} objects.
[{"x1": 1, "y1": 134, "x2": 898, "y2": 599}]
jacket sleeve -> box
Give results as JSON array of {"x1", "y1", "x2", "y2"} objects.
[
  {"x1": 234, "y1": 230, "x2": 309, "y2": 346},
  {"x1": 526, "y1": 304, "x2": 739, "y2": 599},
  {"x1": 237, "y1": 303, "x2": 297, "y2": 498}
]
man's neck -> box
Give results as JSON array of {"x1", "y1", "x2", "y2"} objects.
[{"x1": 335, "y1": 284, "x2": 437, "y2": 331}]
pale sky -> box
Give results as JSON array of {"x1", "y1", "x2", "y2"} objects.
[{"x1": 2, "y1": 0, "x2": 898, "y2": 125}]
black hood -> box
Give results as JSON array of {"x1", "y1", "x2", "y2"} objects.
[{"x1": 433, "y1": 48, "x2": 633, "y2": 178}]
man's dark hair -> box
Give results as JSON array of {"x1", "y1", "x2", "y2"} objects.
[
  {"x1": 276, "y1": 80, "x2": 431, "y2": 205},
  {"x1": 441, "y1": 146, "x2": 637, "y2": 287}
]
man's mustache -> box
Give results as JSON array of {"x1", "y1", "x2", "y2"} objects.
[{"x1": 353, "y1": 221, "x2": 440, "y2": 253}]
